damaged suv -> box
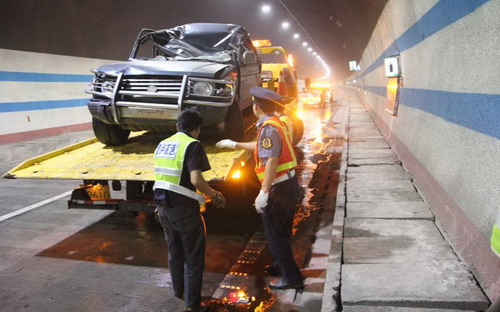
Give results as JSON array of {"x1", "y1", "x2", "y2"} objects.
[{"x1": 86, "y1": 23, "x2": 260, "y2": 145}]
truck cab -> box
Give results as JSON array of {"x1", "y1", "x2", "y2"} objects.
[{"x1": 252, "y1": 40, "x2": 298, "y2": 104}]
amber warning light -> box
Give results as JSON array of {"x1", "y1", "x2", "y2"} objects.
[
  {"x1": 231, "y1": 170, "x2": 242, "y2": 179},
  {"x1": 252, "y1": 39, "x2": 272, "y2": 48},
  {"x1": 288, "y1": 54, "x2": 295, "y2": 67}
]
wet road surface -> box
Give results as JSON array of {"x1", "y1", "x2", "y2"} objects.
[{"x1": 0, "y1": 99, "x2": 344, "y2": 311}]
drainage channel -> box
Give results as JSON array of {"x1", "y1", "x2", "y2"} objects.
[{"x1": 206, "y1": 150, "x2": 317, "y2": 311}]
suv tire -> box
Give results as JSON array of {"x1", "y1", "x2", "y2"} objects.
[
  {"x1": 92, "y1": 117, "x2": 130, "y2": 146},
  {"x1": 217, "y1": 100, "x2": 244, "y2": 141}
]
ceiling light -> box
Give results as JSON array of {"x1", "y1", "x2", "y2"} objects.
[
  {"x1": 293, "y1": 33, "x2": 299, "y2": 39},
  {"x1": 308, "y1": 47, "x2": 312, "y2": 52},
  {"x1": 302, "y1": 42, "x2": 308, "y2": 47},
  {"x1": 282, "y1": 22, "x2": 290, "y2": 29},
  {"x1": 261, "y1": 4, "x2": 271, "y2": 13}
]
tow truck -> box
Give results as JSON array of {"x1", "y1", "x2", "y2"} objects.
[
  {"x1": 252, "y1": 39, "x2": 298, "y2": 103},
  {"x1": 3, "y1": 131, "x2": 258, "y2": 212},
  {"x1": 251, "y1": 39, "x2": 304, "y2": 146}
]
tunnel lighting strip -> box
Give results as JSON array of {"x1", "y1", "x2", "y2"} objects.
[
  {"x1": 0, "y1": 190, "x2": 73, "y2": 222},
  {"x1": 276, "y1": 0, "x2": 324, "y2": 57},
  {"x1": 263, "y1": 1, "x2": 330, "y2": 78}
]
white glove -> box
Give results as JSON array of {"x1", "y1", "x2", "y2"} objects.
[
  {"x1": 216, "y1": 139, "x2": 237, "y2": 149},
  {"x1": 254, "y1": 190, "x2": 269, "y2": 214},
  {"x1": 194, "y1": 193, "x2": 206, "y2": 205}
]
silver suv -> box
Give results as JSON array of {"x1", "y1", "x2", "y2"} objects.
[{"x1": 86, "y1": 23, "x2": 260, "y2": 145}]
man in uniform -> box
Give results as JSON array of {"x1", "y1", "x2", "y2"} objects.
[
  {"x1": 154, "y1": 109, "x2": 226, "y2": 312},
  {"x1": 216, "y1": 87, "x2": 303, "y2": 290}
]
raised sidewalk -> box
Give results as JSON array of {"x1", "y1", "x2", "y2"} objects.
[{"x1": 323, "y1": 89, "x2": 489, "y2": 311}]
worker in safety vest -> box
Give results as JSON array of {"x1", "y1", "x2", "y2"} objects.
[
  {"x1": 153, "y1": 109, "x2": 225, "y2": 312},
  {"x1": 216, "y1": 87, "x2": 304, "y2": 290},
  {"x1": 491, "y1": 208, "x2": 500, "y2": 257}
]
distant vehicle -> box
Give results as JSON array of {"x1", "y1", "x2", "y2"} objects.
[
  {"x1": 86, "y1": 23, "x2": 260, "y2": 145},
  {"x1": 252, "y1": 40, "x2": 298, "y2": 103},
  {"x1": 302, "y1": 81, "x2": 333, "y2": 109},
  {"x1": 301, "y1": 90, "x2": 323, "y2": 108}
]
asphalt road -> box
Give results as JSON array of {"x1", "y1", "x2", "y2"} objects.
[{"x1": 0, "y1": 100, "x2": 340, "y2": 311}]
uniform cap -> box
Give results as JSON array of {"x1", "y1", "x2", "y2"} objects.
[{"x1": 250, "y1": 87, "x2": 282, "y2": 112}]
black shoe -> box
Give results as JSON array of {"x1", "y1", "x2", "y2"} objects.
[
  {"x1": 264, "y1": 265, "x2": 281, "y2": 276},
  {"x1": 268, "y1": 279, "x2": 304, "y2": 290},
  {"x1": 174, "y1": 292, "x2": 184, "y2": 300}
]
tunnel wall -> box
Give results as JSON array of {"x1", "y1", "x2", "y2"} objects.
[
  {"x1": 351, "y1": 0, "x2": 500, "y2": 300},
  {"x1": 0, "y1": 49, "x2": 113, "y2": 143}
]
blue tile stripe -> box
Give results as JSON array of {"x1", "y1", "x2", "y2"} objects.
[
  {"x1": 0, "y1": 71, "x2": 93, "y2": 82},
  {"x1": 363, "y1": 85, "x2": 386, "y2": 97},
  {"x1": 355, "y1": 0, "x2": 489, "y2": 79},
  {"x1": 400, "y1": 88, "x2": 500, "y2": 139},
  {"x1": 0, "y1": 99, "x2": 88, "y2": 113},
  {"x1": 360, "y1": 86, "x2": 500, "y2": 139}
]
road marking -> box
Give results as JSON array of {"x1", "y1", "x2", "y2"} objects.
[{"x1": 0, "y1": 190, "x2": 73, "y2": 222}]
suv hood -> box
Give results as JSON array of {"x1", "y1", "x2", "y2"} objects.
[{"x1": 96, "y1": 60, "x2": 230, "y2": 78}]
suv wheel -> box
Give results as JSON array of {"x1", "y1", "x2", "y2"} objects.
[{"x1": 92, "y1": 117, "x2": 130, "y2": 146}]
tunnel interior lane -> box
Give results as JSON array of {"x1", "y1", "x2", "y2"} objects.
[{"x1": 0, "y1": 97, "x2": 346, "y2": 311}]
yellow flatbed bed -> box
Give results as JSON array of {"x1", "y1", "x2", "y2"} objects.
[{"x1": 4, "y1": 132, "x2": 250, "y2": 182}]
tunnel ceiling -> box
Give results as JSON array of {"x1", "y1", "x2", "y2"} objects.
[
  {"x1": 0, "y1": 0, "x2": 387, "y2": 81},
  {"x1": 282, "y1": 0, "x2": 388, "y2": 80}
]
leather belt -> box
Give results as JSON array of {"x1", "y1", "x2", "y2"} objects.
[{"x1": 273, "y1": 169, "x2": 295, "y2": 185}]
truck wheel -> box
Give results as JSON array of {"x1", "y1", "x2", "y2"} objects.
[
  {"x1": 291, "y1": 117, "x2": 304, "y2": 146},
  {"x1": 218, "y1": 100, "x2": 244, "y2": 141},
  {"x1": 92, "y1": 117, "x2": 130, "y2": 146}
]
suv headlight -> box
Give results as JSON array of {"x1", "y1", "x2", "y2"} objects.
[{"x1": 192, "y1": 82, "x2": 214, "y2": 96}]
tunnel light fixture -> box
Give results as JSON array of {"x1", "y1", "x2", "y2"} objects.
[
  {"x1": 261, "y1": 4, "x2": 271, "y2": 13},
  {"x1": 313, "y1": 52, "x2": 317, "y2": 55},
  {"x1": 293, "y1": 33, "x2": 300, "y2": 39},
  {"x1": 308, "y1": 47, "x2": 312, "y2": 52},
  {"x1": 282, "y1": 22, "x2": 290, "y2": 29},
  {"x1": 302, "y1": 42, "x2": 308, "y2": 47}
]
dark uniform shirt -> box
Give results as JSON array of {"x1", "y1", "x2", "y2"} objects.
[
  {"x1": 154, "y1": 131, "x2": 211, "y2": 208},
  {"x1": 257, "y1": 115, "x2": 282, "y2": 167}
]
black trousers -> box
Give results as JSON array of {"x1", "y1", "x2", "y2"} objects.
[
  {"x1": 157, "y1": 202, "x2": 206, "y2": 310},
  {"x1": 261, "y1": 176, "x2": 302, "y2": 283}
]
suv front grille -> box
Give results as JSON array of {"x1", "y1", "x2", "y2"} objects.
[{"x1": 117, "y1": 75, "x2": 184, "y2": 105}]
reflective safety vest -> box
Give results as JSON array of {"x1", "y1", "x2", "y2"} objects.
[
  {"x1": 279, "y1": 114, "x2": 294, "y2": 144},
  {"x1": 492, "y1": 208, "x2": 500, "y2": 257},
  {"x1": 153, "y1": 132, "x2": 203, "y2": 202},
  {"x1": 254, "y1": 116, "x2": 297, "y2": 183}
]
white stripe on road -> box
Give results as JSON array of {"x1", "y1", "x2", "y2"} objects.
[{"x1": 0, "y1": 190, "x2": 73, "y2": 222}]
